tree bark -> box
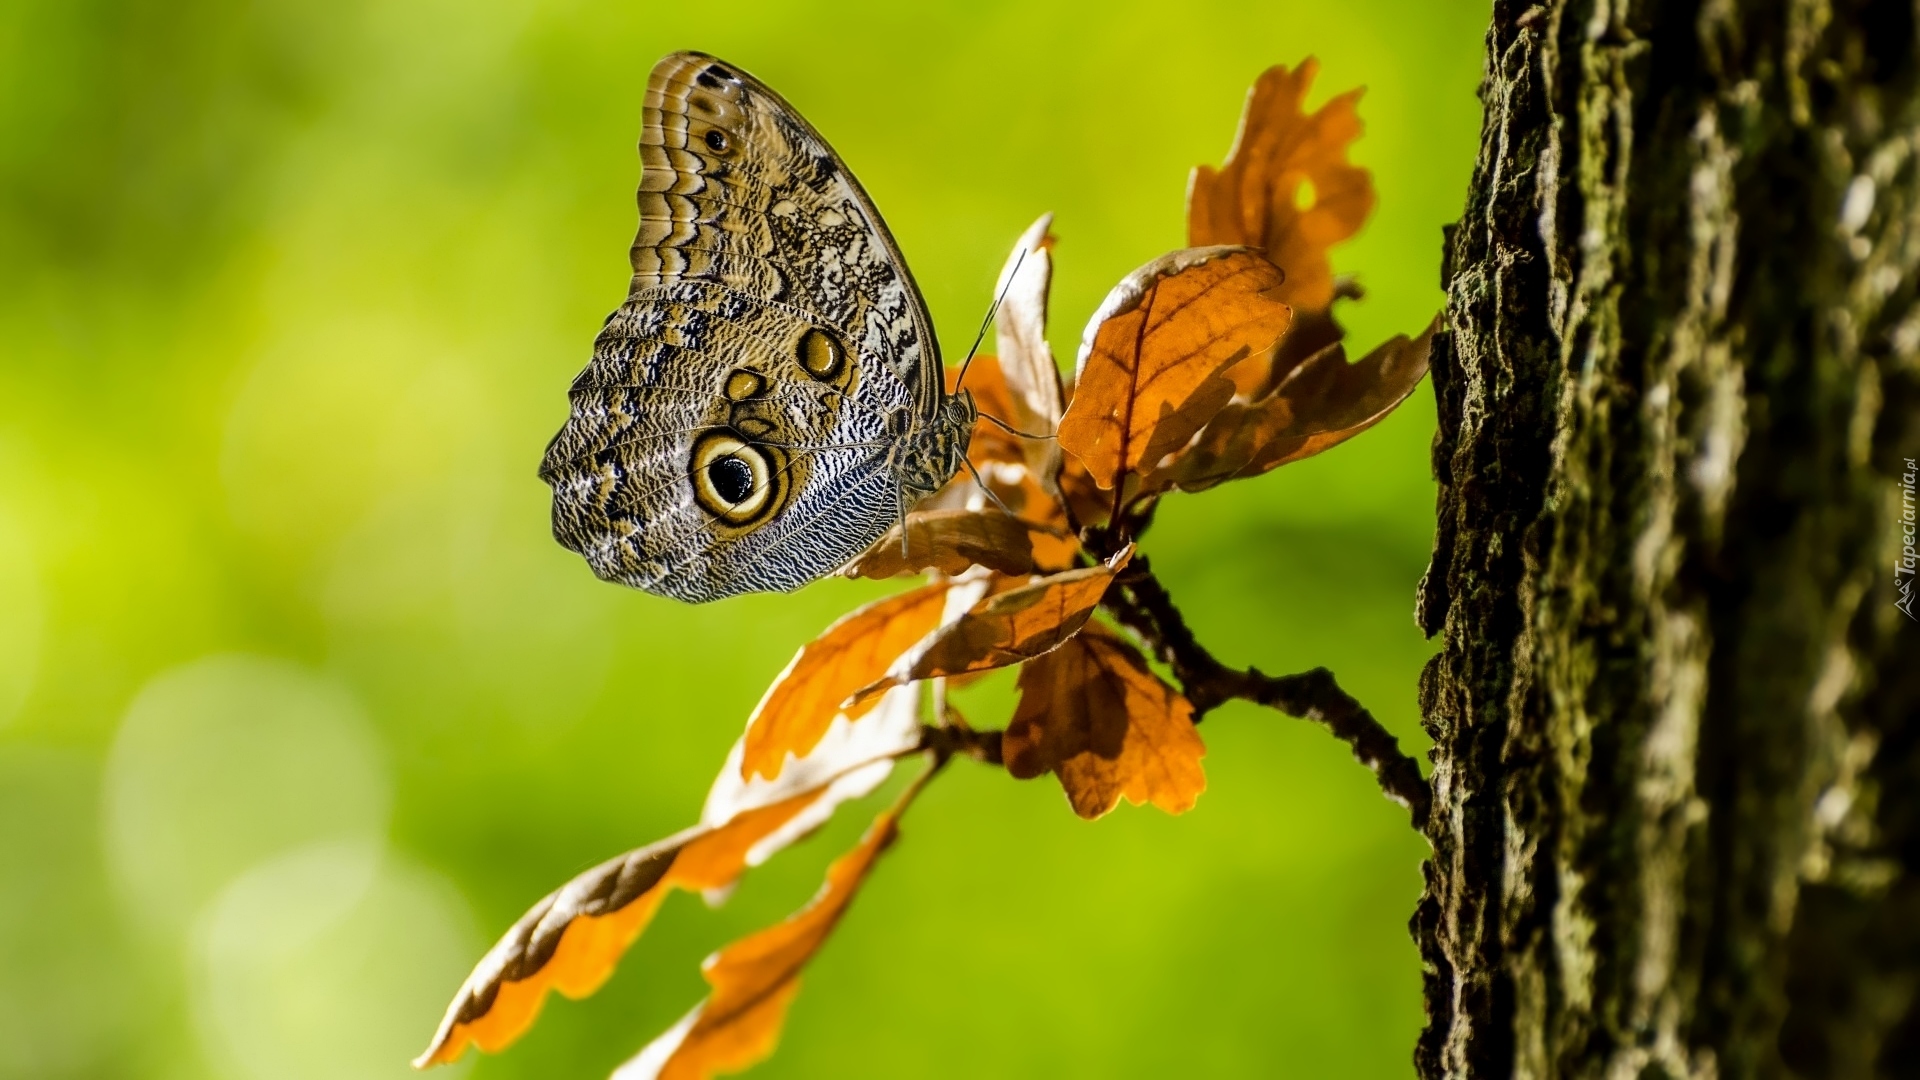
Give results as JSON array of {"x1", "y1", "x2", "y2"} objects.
[{"x1": 1414, "y1": 2, "x2": 1920, "y2": 1077}]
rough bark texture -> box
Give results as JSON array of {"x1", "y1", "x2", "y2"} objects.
[{"x1": 1414, "y1": 2, "x2": 1920, "y2": 1077}]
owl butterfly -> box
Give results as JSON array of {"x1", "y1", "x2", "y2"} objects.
[{"x1": 540, "y1": 51, "x2": 977, "y2": 603}]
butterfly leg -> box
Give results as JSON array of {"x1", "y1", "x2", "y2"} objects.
[
  {"x1": 894, "y1": 481, "x2": 910, "y2": 559},
  {"x1": 960, "y1": 457, "x2": 1019, "y2": 520}
]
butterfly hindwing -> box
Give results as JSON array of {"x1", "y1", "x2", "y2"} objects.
[{"x1": 541, "y1": 53, "x2": 943, "y2": 602}]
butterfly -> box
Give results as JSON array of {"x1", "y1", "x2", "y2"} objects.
[{"x1": 539, "y1": 51, "x2": 977, "y2": 603}]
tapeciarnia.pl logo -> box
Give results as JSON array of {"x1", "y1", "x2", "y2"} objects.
[{"x1": 1899, "y1": 457, "x2": 1917, "y2": 621}]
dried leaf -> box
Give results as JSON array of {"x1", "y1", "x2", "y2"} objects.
[
  {"x1": 1003, "y1": 622, "x2": 1206, "y2": 819},
  {"x1": 1024, "y1": 514, "x2": 1082, "y2": 572},
  {"x1": 415, "y1": 685, "x2": 927, "y2": 1070},
  {"x1": 965, "y1": 465, "x2": 1079, "y2": 572},
  {"x1": 850, "y1": 547, "x2": 1132, "y2": 706},
  {"x1": 739, "y1": 583, "x2": 951, "y2": 781},
  {"x1": 1056, "y1": 248, "x2": 1292, "y2": 494},
  {"x1": 1187, "y1": 58, "x2": 1374, "y2": 314},
  {"x1": 842, "y1": 509, "x2": 1057, "y2": 580},
  {"x1": 993, "y1": 215, "x2": 1065, "y2": 488},
  {"x1": 416, "y1": 794, "x2": 844, "y2": 1067},
  {"x1": 703, "y1": 683, "x2": 924, "y2": 864},
  {"x1": 1228, "y1": 277, "x2": 1361, "y2": 402},
  {"x1": 1148, "y1": 318, "x2": 1435, "y2": 493},
  {"x1": 1054, "y1": 439, "x2": 1112, "y2": 530},
  {"x1": 612, "y1": 813, "x2": 902, "y2": 1080}
]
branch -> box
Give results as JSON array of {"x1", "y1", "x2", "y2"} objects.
[
  {"x1": 918, "y1": 721, "x2": 1003, "y2": 766},
  {"x1": 1104, "y1": 554, "x2": 1432, "y2": 829}
]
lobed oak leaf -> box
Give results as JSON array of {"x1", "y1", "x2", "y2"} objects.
[
  {"x1": 1147, "y1": 318, "x2": 1435, "y2": 494},
  {"x1": 1056, "y1": 248, "x2": 1293, "y2": 497},
  {"x1": 848, "y1": 547, "x2": 1132, "y2": 707},
  {"x1": 1187, "y1": 58, "x2": 1374, "y2": 315},
  {"x1": 842, "y1": 509, "x2": 1068, "y2": 580},
  {"x1": 1003, "y1": 621, "x2": 1206, "y2": 819},
  {"x1": 1227, "y1": 276, "x2": 1361, "y2": 403},
  {"x1": 738, "y1": 582, "x2": 955, "y2": 782},
  {"x1": 612, "y1": 812, "x2": 902, "y2": 1080}
]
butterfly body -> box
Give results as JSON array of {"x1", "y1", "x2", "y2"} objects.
[{"x1": 540, "y1": 52, "x2": 968, "y2": 603}]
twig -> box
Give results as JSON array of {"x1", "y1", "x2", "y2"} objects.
[
  {"x1": 1104, "y1": 554, "x2": 1432, "y2": 829},
  {"x1": 918, "y1": 722, "x2": 1003, "y2": 766}
]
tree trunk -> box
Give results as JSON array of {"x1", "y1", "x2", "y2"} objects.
[{"x1": 1413, "y1": 1, "x2": 1920, "y2": 1077}]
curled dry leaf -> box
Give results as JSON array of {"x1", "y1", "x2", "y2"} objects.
[
  {"x1": 849, "y1": 547, "x2": 1133, "y2": 707},
  {"x1": 703, "y1": 682, "x2": 924, "y2": 865},
  {"x1": 1147, "y1": 318, "x2": 1436, "y2": 495},
  {"x1": 1187, "y1": 58, "x2": 1373, "y2": 315},
  {"x1": 1056, "y1": 248, "x2": 1292, "y2": 497},
  {"x1": 416, "y1": 686, "x2": 925, "y2": 1069},
  {"x1": 842, "y1": 509, "x2": 1060, "y2": 580},
  {"x1": 992, "y1": 214, "x2": 1066, "y2": 489},
  {"x1": 612, "y1": 812, "x2": 901, "y2": 1080},
  {"x1": 1003, "y1": 621, "x2": 1206, "y2": 819},
  {"x1": 738, "y1": 582, "x2": 952, "y2": 782}
]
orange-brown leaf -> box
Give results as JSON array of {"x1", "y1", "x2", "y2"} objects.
[
  {"x1": 850, "y1": 549, "x2": 1131, "y2": 706},
  {"x1": 740, "y1": 582, "x2": 950, "y2": 781},
  {"x1": 1003, "y1": 622, "x2": 1206, "y2": 819},
  {"x1": 616, "y1": 813, "x2": 901, "y2": 1080},
  {"x1": 414, "y1": 791, "x2": 826, "y2": 1068},
  {"x1": 1149, "y1": 318, "x2": 1435, "y2": 494},
  {"x1": 417, "y1": 681, "x2": 931, "y2": 1071},
  {"x1": 967, "y1": 466, "x2": 1079, "y2": 571},
  {"x1": 1055, "y1": 441, "x2": 1112, "y2": 530},
  {"x1": 1187, "y1": 58, "x2": 1374, "y2": 314},
  {"x1": 1057, "y1": 248, "x2": 1292, "y2": 493},
  {"x1": 841, "y1": 509, "x2": 1054, "y2": 580}
]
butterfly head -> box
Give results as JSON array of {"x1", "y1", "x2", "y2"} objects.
[{"x1": 889, "y1": 392, "x2": 977, "y2": 496}]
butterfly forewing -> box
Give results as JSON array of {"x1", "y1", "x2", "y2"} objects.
[{"x1": 540, "y1": 52, "x2": 950, "y2": 603}]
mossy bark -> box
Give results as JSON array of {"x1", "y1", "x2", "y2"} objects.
[{"x1": 1413, "y1": 1, "x2": 1920, "y2": 1076}]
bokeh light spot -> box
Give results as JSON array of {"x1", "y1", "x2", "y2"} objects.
[{"x1": 103, "y1": 655, "x2": 392, "y2": 935}]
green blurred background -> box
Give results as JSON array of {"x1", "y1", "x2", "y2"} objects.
[{"x1": 0, "y1": 1, "x2": 1487, "y2": 1076}]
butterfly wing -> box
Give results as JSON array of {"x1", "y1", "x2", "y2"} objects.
[{"x1": 541, "y1": 52, "x2": 943, "y2": 602}]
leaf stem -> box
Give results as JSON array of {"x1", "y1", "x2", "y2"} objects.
[
  {"x1": 1103, "y1": 554, "x2": 1432, "y2": 829},
  {"x1": 891, "y1": 747, "x2": 955, "y2": 816}
]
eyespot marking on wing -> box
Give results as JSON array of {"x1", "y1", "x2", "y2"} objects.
[
  {"x1": 724, "y1": 370, "x2": 768, "y2": 401},
  {"x1": 796, "y1": 327, "x2": 848, "y2": 383},
  {"x1": 689, "y1": 431, "x2": 789, "y2": 528}
]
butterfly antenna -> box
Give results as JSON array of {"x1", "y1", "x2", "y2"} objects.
[
  {"x1": 975, "y1": 411, "x2": 1056, "y2": 442},
  {"x1": 953, "y1": 247, "x2": 1026, "y2": 392}
]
